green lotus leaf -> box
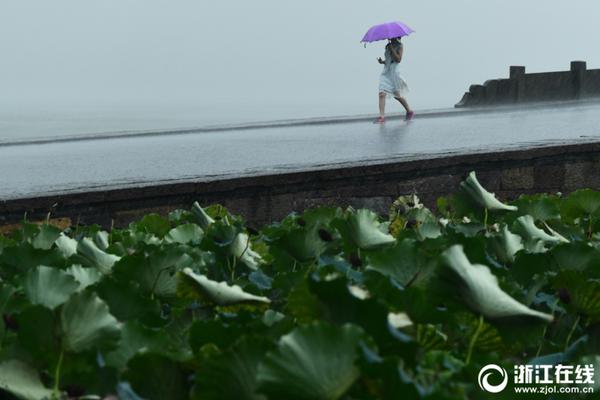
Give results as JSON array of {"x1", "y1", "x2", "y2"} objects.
[
  {"x1": 133, "y1": 214, "x2": 172, "y2": 238},
  {"x1": 336, "y1": 209, "x2": 396, "y2": 250},
  {"x1": 365, "y1": 238, "x2": 424, "y2": 287},
  {"x1": 489, "y1": 225, "x2": 524, "y2": 264},
  {"x1": 256, "y1": 322, "x2": 363, "y2": 400},
  {"x1": 550, "y1": 243, "x2": 600, "y2": 277},
  {"x1": 104, "y1": 321, "x2": 173, "y2": 370},
  {"x1": 24, "y1": 266, "x2": 79, "y2": 309},
  {"x1": 177, "y1": 268, "x2": 270, "y2": 306},
  {"x1": 17, "y1": 306, "x2": 57, "y2": 365},
  {"x1": 554, "y1": 272, "x2": 600, "y2": 321},
  {"x1": 164, "y1": 223, "x2": 204, "y2": 244},
  {"x1": 95, "y1": 278, "x2": 163, "y2": 326},
  {"x1": 55, "y1": 233, "x2": 78, "y2": 258},
  {"x1": 408, "y1": 207, "x2": 442, "y2": 240},
  {"x1": 516, "y1": 215, "x2": 564, "y2": 244},
  {"x1": 512, "y1": 194, "x2": 561, "y2": 221},
  {"x1": 192, "y1": 201, "x2": 215, "y2": 230},
  {"x1": 441, "y1": 245, "x2": 553, "y2": 322},
  {"x1": 77, "y1": 237, "x2": 121, "y2": 274},
  {"x1": 192, "y1": 337, "x2": 271, "y2": 400},
  {"x1": 271, "y1": 226, "x2": 326, "y2": 262},
  {"x1": 113, "y1": 246, "x2": 187, "y2": 298},
  {"x1": 562, "y1": 189, "x2": 600, "y2": 219},
  {"x1": 31, "y1": 224, "x2": 62, "y2": 250},
  {"x1": 0, "y1": 360, "x2": 54, "y2": 400},
  {"x1": 460, "y1": 171, "x2": 517, "y2": 211},
  {"x1": 67, "y1": 264, "x2": 103, "y2": 291},
  {"x1": 124, "y1": 352, "x2": 188, "y2": 400},
  {"x1": 230, "y1": 233, "x2": 263, "y2": 270},
  {"x1": 60, "y1": 291, "x2": 121, "y2": 353},
  {"x1": 93, "y1": 230, "x2": 110, "y2": 250}
]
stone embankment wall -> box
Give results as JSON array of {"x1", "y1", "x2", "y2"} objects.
[
  {"x1": 456, "y1": 61, "x2": 600, "y2": 107},
  {"x1": 2, "y1": 141, "x2": 600, "y2": 228}
]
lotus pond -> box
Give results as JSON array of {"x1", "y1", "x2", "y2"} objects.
[{"x1": 0, "y1": 172, "x2": 599, "y2": 399}]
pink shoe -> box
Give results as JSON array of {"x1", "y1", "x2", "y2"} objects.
[
  {"x1": 373, "y1": 116, "x2": 385, "y2": 124},
  {"x1": 405, "y1": 111, "x2": 415, "y2": 121}
]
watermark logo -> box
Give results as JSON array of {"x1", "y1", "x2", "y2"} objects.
[
  {"x1": 477, "y1": 363, "x2": 595, "y2": 395},
  {"x1": 478, "y1": 364, "x2": 509, "y2": 393}
]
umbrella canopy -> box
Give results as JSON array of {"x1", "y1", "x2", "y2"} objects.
[{"x1": 361, "y1": 21, "x2": 414, "y2": 43}]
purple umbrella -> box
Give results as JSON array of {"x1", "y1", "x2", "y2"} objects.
[{"x1": 361, "y1": 21, "x2": 414, "y2": 43}]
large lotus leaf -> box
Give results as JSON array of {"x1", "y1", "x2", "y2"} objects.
[
  {"x1": 0, "y1": 360, "x2": 54, "y2": 400},
  {"x1": 177, "y1": 268, "x2": 270, "y2": 306},
  {"x1": 192, "y1": 337, "x2": 271, "y2": 400},
  {"x1": 67, "y1": 264, "x2": 103, "y2": 290},
  {"x1": 60, "y1": 291, "x2": 121, "y2": 353},
  {"x1": 24, "y1": 266, "x2": 79, "y2": 309},
  {"x1": 95, "y1": 278, "x2": 163, "y2": 326},
  {"x1": 92, "y1": 230, "x2": 110, "y2": 250},
  {"x1": 17, "y1": 306, "x2": 57, "y2": 364},
  {"x1": 104, "y1": 321, "x2": 173, "y2": 370},
  {"x1": 31, "y1": 224, "x2": 62, "y2": 250},
  {"x1": 550, "y1": 243, "x2": 600, "y2": 277},
  {"x1": 0, "y1": 243, "x2": 65, "y2": 273},
  {"x1": 488, "y1": 225, "x2": 524, "y2": 264},
  {"x1": 440, "y1": 245, "x2": 553, "y2": 322},
  {"x1": 511, "y1": 194, "x2": 561, "y2": 221},
  {"x1": 165, "y1": 223, "x2": 203, "y2": 244},
  {"x1": 308, "y1": 278, "x2": 407, "y2": 354},
  {"x1": 77, "y1": 238, "x2": 121, "y2": 274},
  {"x1": 55, "y1": 233, "x2": 78, "y2": 258},
  {"x1": 336, "y1": 209, "x2": 395, "y2": 250},
  {"x1": 562, "y1": 189, "x2": 600, "y2": 220},
  {"x1": 124, "y1": 352, "x2": 188, "y2": 400},
  {"x1": 192, "y1": 201, "x2": 215, "y2": 230},
  {"x1": 189, "y1": 320, "x2": 244, "y2": 353},
  {"x1": 256, "y1": 322, "x2": 363, "y2": 400},
  {"x1": 365, "y1": 238, "x2": 424, "y2": 287},
  {"x1": 230, "y1": 233, "x2": 264, "y2": 270},
  {"x1": 113, "y1": 247, "x2": 187, "y2": 298},
  {"x1": 515, "y1": 215, "x2": 564, "y2": 244},
  {"x1": 132, "y1": 214, "x2": 172, "y2": 238},
  {"x1": 553, "y1": 272, "x2": 600, "y2": 321},
  {"x1": 460, "y1": 171, "x2": 517, "y2": 211},
  {"x1": 407, "y1": 208, "x2": 442, "y2": 241},
  {"x1": 271, "y1": 226, "x2": 326, "y2": 262}
]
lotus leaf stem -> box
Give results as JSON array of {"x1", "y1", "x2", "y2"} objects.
[
  {"x1": 465, "y1": 315, "x2": 484, "y2": 365},
  {"x1": 564, "y1": 315, "x2": 581, "y2": 351},
  {"x1": 53, "y1": 349, "x2": 64, "y2": 399}
]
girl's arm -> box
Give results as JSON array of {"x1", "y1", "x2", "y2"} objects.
[{"x1": 390, "y1": 45, "x2": 403, "y2": 63}]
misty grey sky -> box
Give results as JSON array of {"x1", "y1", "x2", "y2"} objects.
[{"x1": 1, "y1": 0, "x2": 599, "y2": 118}]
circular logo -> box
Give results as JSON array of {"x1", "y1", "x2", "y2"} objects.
[{"x1": 478, "y1": 364, "x2": 508, "y2": 393}]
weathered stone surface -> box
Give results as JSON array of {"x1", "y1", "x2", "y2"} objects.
[
  {"x1": 457, "y1": 61, "x2": 600, "y2": 107},
  {"x1": 500, "y1": 167, "x2": 535, "y2": 190},
  {"x1": 3, "y1": 141, "x2": 600, "y2": 227}
]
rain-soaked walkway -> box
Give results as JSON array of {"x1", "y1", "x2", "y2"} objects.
[{"x1": 2, "y1": 101, "x2": 600, "y2": 200}]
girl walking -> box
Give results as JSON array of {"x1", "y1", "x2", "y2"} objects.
[{"x1": 374, "y1": 37, "x2": 414, "y2": 123}]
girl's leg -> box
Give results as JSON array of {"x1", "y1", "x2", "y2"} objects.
[
  {"x1": 393, "y1": 93, "x2": 412, "y2": 113},
  {"x1": 394, "y1": 93, "x2": 415, "y2": 120},
  {"x1": 379, "y1": 92, "x2": 386, "y2": 117}
]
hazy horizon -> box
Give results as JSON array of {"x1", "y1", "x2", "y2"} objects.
[{"x1": 2, "y1": 0, "x2": 599, "y2": 126}]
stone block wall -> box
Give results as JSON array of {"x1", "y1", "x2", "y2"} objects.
[
  {"x1": 456, "y1": 61, "x2": 599, "y2": 107},
  {"x1": 2, "y1": 141, "x2": 600, "y2": 228}
]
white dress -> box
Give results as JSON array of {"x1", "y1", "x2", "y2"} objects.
[{"x1": 379, "y1": 43, "x2": 409, "y2": 97}]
